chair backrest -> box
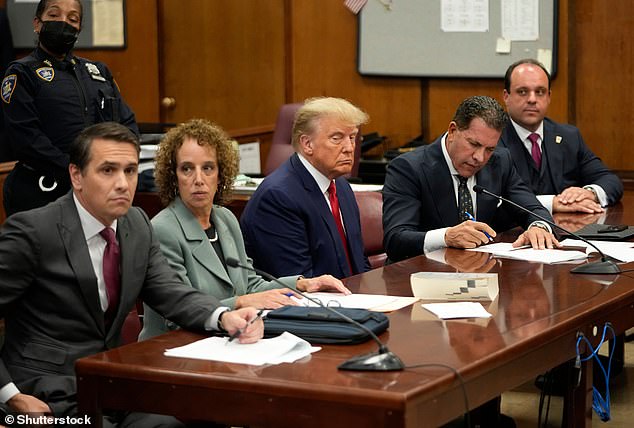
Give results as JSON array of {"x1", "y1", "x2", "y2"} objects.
[
  {"x1": 354, "y1": 191, "x2": 386, "y2": 269},
  {"x1": 264, "y1": 102, "x2": 362, "y2": 177},
  {"x1": 264, "y1": 103, "x2": 303, "y2": 176}
]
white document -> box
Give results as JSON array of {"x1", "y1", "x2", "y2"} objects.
[
  {"x1": 232, "y1": 176, "x2": 263, "y2": 194},
  {"x1": 164, "y1": 332, "x2": 320, "y2": 366},
  {"x1": 501, "y1": 0, "x2": 539, "y2": 41},
  {"x1": 238, "y1": 142, "x2": 261, "y2": 175},
  {"x1": 421, "y1": 302, "x2": 492, "y2": 319},
  {"x1": 293, "y1": 292, "x2": 416, "y2": 312},
  {"x1": 441, "y1": 0, "x2": 489, "y2": 32},
  {"x1": 498, "y1": 248, "x2": 587, "y2": 264},
  {"x1": 560, "y1": 239, "x2": 634, "y2": 263},
  {"x1": 350, "y1": 184, "x2": 383, "y2": 192},
  {"x1": 469, "y1": 243, "x2": 588, "y2": 264}
]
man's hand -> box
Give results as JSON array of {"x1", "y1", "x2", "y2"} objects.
[
  {"x1": 297, "y1": 275, "x2": 351, "y2": 294},
  {"x1": 444, "y1": 249, "x2": 497, "y2": 273},
  {"x1": 553, "y1": 212, "x2": 602, "y2": 232},
  {"x1": 235, "y1": 289, "x2": 298, "y2": 310},
  {"x1": 513, "y1": 226, "x2": 561, "y2": 249},
  {"x1": 445, "y1": 221, "x2": 496, "y2": 249},
  {"x1": 558, "y1": 186, "x2": 597, "y2": 203},
  {"x1": 553, "y1": 196, "x2": 603, "y2": 214},
  {"x1": 7, "y1": 393, "x2": 51, "y2": 414},
  {"x1": 220, "y1": 308, "x2": 263, "y2": 344}
]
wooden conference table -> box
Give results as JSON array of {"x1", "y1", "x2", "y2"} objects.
[{"x1": 76, "y1": 194, "x2": 634, "y2": 428}]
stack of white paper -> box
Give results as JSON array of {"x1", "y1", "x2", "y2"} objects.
[
  {"x1": 164, "y1": 332, "x2": 320, "y2": 366},
  {"x1": 468, "y1": 243, "x2": 588, "y2": 264}
]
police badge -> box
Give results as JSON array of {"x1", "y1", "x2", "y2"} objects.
[
  {"x1": 85, "y1": 63, "x2": 106, "y2": 82},
  {"x1": 36, "y1": 67, "x2": 55, "y2": 82},
  {"x1": 1, "y1": 74, "x2": 17, "y2": 104}
]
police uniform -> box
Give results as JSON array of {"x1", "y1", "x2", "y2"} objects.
[{"x1": 1, "y1": 46, "x2": 138, "y2": 215}]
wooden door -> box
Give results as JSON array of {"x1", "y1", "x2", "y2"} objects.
[{"x1": 157, "y1": 0, "x2": 287, "y2": 132}]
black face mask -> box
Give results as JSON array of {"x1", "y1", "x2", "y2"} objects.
[{"x1": 38, "y1": 20, "x2": 79, "y2": 56}]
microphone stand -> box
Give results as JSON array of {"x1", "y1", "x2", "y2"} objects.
[
  {"x1": 225, "y1": 257, "x2": 405, "y2": 371},
  {"x1": 473, "y1": 185, "x2": 621, "y2": 275}
]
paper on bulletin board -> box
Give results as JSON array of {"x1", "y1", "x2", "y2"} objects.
[
  {"x1": 501, "y1": 0, "x2": 539, "y2": 41},
  {"x1": 441, "y1": 0, "x2": 489, "y2": 33},
  {"x1": 92, "y1": 0, "x2": 125, "y2": 47}
]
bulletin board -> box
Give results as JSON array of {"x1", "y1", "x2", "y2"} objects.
[
  {"x1": 7, "y1": 0, "x2": 126, "y2": 49},
  {"x1": 358, "y1": 0, "x2": 558, "y2": 78}
]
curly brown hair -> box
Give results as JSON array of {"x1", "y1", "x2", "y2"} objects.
[{"x1": 154, "y1": 119, "x2": 239, "y2": 207}]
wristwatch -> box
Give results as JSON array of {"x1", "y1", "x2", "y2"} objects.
[
  {"x1": 583, "y1": 185, "x2": 599, "y2": 202},
  {"x1": 218, "y1": 310, "x2": 229, "y2": 332}
]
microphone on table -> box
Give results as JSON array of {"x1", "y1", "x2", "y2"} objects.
[
  {"x1": 225, "y1": 257, "x2": 405, "y2": 371},
  {"x1": 473, "y1": 185, "x2": 621, "y2": 275}
]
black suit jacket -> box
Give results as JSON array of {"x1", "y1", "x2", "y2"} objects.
[
  {"x1": 383, "y1": 136, "x2": 553, "y2": 262},
  {"x1": 499, "y1": 118, "x2": 623, "y2": 205},
  {"x1": 0, "y1": 193, "x2": 221, "y2": 413}
]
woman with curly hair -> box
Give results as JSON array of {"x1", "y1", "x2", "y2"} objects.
[{"x1": 139, "y1": 119, "x2": 348, "y2": 340}]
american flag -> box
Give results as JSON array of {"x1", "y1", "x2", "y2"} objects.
[{"x1": 344, "y1": 0, "x2": 368, "y2": 15}]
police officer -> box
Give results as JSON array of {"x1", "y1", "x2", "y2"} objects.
[{"x1": 0, "y1": 0, "x2": 138, "y2": 216}]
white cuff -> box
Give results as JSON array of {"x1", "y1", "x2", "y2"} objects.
[
  {"x1": 424, "y1": 228, "x2": 449, "y2": 254},
  {"x1": 207, "y1": 306, "x2": 231, "y2": 331},
  {"x1": 537, "y1": 194, "x2": 555, "y2": 213},
  {"x1": 584, "y1": 185, "x2": 608, "y2": 207},
  {"x1": 0, "y1": 382, "x2": 20, "y2": 404}
]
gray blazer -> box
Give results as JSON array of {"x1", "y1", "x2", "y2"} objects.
[
  {"x1": 0, "y1": 193, "x2": 221, "y2": 414},
  {"x1": 139, "y1": 197, "x2": 297, "y2": 340}
]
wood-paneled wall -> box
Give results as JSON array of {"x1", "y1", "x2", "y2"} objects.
[
  {"x1": 8, "y1": 0, "x2": 631, "y2": 173},
  {"x1": 74, "y1": 0, "x2": 160, "y2": 122},
  {"x1": 573, "y1": 1, "x2": 634, "y2": 172}
]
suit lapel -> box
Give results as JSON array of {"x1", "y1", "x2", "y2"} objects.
[
  {"x1": 291, "y1": 154, "x2": 349, "y2": 276},
  {"x1": 173, "y1": 198, "x2": 234, "y2": 287},
  {"x1": 501, "y1": 124, "x2": 533, "y2": 179},
  {"x1": 475, "y1": 159, "x2": 499, "y2": 222},
  {"x1": 542, "y1": 119, "x2": 563, "y2": 185},
  {"x1": 114, "y1": 214, "x2": 138, "y2": 335},
  {"x1": 426, "y1": 140, "x2": 461, "y2": 225},
  {"x1": 58, "y1": 195, "x2": 104, "y2": 333}
]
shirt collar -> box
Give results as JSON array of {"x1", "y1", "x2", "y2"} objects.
[
  {"x1": 440, "y1": 133, "x2": 460, "y2": 176},
  {"x1": 510, "y1": 118, "x2": 544, "y2": 143},
  {"x1": 73, "y1": 193, "x2": 118, "y2": 241},
  {"x1": 297, "y1": 153, "x2": 332, "y2": 194}
]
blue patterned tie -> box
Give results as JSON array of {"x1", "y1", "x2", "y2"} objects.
[{"x1": 457, "y1": 176, "x2": 473, "y2": 221}]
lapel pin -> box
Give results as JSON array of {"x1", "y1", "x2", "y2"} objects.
[{"x1": 555, "y1": 136, "x2": 562, "y2": 144}]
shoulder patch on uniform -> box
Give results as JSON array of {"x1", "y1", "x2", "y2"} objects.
[
  {"x1": 36, "y1": 67, "x2": 55, "y2": 82},
  {"x1": 1, "y1": 74, "x2": 17, "y2": 104},
  {"x1": 85, "y1": 62, "x2": 106, "y2": 82}
]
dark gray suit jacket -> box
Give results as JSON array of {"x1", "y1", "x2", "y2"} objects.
[
  {"x1": 499, "y1": 118, "x2": 623, "y2": 205},
  {"x1": 383, "y1": 136, "x2": 553, "y2": 262},
  {"x1": 0, "y1": 193, "x2": 221, "y2": 413}
]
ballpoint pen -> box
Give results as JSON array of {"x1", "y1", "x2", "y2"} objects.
[
  {"x1": 226, "y1": 309, "x2": 265, "y2": 344},
  {"x1": 464, "y1": 211, "x2": 493, "y2": 242}
]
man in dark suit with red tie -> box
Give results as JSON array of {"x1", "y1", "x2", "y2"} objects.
[
  {"x1": 499, "y1": 58, "x2": 623, "y2": 213},
  {"x1": 241, "y1": 97, "x2": 370, "y2": 279}
]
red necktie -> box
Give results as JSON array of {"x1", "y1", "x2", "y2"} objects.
[
  {"x1": 327, "y1": 181, "x2": 352, "y2": 273},
  {"x1": 100, "y1": 227, "x2": 121, "y2": 327},
  {"x1": 528, "y1": 133, "x2": 542, "y2": 170}
]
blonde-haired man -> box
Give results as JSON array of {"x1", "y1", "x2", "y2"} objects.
[{"x1": 241, "y1": 97, "x2": 370, "y2": 278}]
